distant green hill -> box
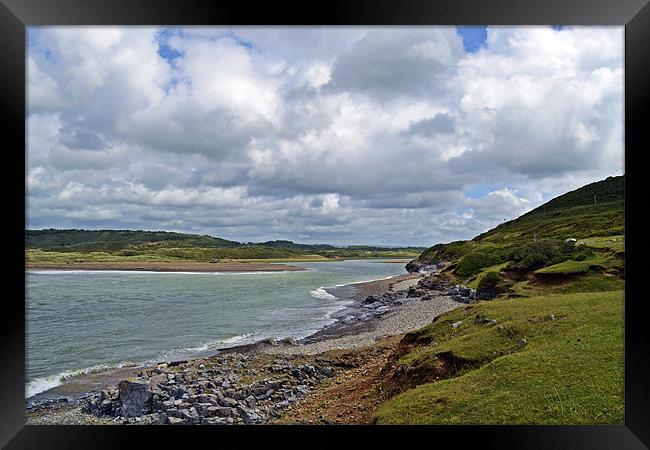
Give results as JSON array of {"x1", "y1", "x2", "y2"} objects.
[
  {"x1": 473, "y1": 175, "x2": 624, "y2": 244},
  {"x1": 25, "y1": 229, "x2": 424, "y2": 262},
  {"x1": 414, "y1": 175, "x2": 624, "y2": 293},
  {"x1": 258, "y1": 240, "x2": 338, "y2": 251},
  {"x1": 26, "y1": 229, "x2": 241, "y2": 252}
]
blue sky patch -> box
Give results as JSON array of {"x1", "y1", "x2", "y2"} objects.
[
  {"x1": 456, "y1": 26, "x2": 488, "y2": 53},
  {"x1": 156, "y1": 29, "x2": 183, "y2": 63}
]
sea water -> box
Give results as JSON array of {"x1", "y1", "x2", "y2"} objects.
[{"x1": 25, "y1": 259, "x2": 406, "y2": 398}]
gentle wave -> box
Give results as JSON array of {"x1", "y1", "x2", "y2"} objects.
[
  {"x1": 26, "y1": 361, "x2": 139, "y2": 399},
  {"x1": 333, "y1": 274, "x2": 398, "y2": 287},
  {"x1": 309, "y1": 287, "x2": 338, "y2": 300},
  {"x1": 183, "y1": 333, "x2": 257, "y2": 352}
]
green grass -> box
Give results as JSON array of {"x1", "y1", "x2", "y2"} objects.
[
  {"x1": 374, "y1": 291, "x2": 624, "y2": 424},
  {"x1": 474, "y1": 200, "x2": 623, "y2": 245},
  {"x1": 26, "y1": 249, "x2": 179, "y2": 263},
  {"x1": 534, "y1": 260, "x2": 592, "y2": 275},
  {"x1": 580, "y1": 235, "x2": 625, "y2": 253},
  {"x1": 541, "y1": 275, "x2": 624, "y2": 294}
]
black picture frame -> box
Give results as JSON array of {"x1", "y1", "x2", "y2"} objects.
[{"x1": 2, "y1": 0, "x2": 647, "y2": 448}]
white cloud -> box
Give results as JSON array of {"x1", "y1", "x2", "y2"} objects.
[{"x1": 26, "y1": 26, "x2": 624, "y2": 246}]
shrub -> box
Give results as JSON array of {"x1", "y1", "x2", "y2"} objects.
[
  {"x1": 478, "y1": 271, "x2": 502, "y2": 291},
  {"x1": 455, "y1": 251, "x2": 504, "y2": 277},
  {"x1": 507, "y1": 239, "x2": 575, "y2": 271},
  {"x1": 572, "y1": 246, "x2": 594, "y2": 261},
  {"x1": 477, "y1": 271, "x2": 505, "y2": 300}
]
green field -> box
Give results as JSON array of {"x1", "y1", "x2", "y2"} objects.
[
  {"x1": 374, "y1": 290, "x2": 624, "y2": 424},
  {"x1": 534, "y1": 260, "x2": 592, "y2": 275},
  {"x1": 25, "y1": 229, "x2": 424, "y2": 263}
]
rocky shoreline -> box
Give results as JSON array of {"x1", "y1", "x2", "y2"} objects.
[{"x1": 26, "y1": 269, "x2": 469, "y2": 425}]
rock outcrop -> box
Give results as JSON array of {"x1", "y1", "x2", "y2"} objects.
[
  {"x1": 447, "y1": 285, "x2": 477, "y2": 304},
  {"x1": 83, "y1": 354, "x2": 339, "y2": 425}
]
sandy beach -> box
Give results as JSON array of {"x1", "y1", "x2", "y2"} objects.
[{"x1": 25, "y1": 260, "x2": 304, "y2": 272}]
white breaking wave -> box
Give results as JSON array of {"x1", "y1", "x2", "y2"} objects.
[
  {"x1": 309, "y1": 287, "x2": 338, "y2": 300},
  {"x1": 26, "y1": 361, "x2": 139, "y2": 399},
  {"x1": 184, "y1": 333, "x2": 257, "y2": 351},
  {"x1": 333, "y1": 274, "x2": 398, "y2": 287},
  {"x1": 219, "y1": 333, "x2": 256, "y2": 345}
]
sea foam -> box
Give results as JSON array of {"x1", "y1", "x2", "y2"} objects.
[
  {"x1": 26, "y1": 361, "x2": 139, "y2": 399},
  {"x1": 309, "y1": 287, "x2": 338, "y2": 300}
]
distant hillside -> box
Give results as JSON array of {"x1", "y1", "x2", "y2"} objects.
[
  {"x1": 258, "y1": 240, "x2": 338, "y2": 251},
  {"x1": 473, "y1": 175, "x2": 624, "y2": 244},
  {"x1": 413, "y1": 175, "x2": 624, "y2": 295},
  {"x1": 25, "y1": 229, "x2": 424, "y2": 262},
  {"x1": 26, "y1": 229, "x2": 240, "y2": 252}
]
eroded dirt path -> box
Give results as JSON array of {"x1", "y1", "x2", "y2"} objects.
[{"x1": 270, "y1": 337, "x2": 402, "y2": 424}]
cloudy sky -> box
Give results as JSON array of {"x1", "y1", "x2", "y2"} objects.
[{"x1": 26, "y1": 26, "x2": 624, "y2": 246}]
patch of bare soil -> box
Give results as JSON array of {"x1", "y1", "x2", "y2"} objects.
[{"x1": 269, "y1": 337, "x2": 403, "y2": 424}]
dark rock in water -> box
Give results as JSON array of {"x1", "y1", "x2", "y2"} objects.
[
  {"x1": 406, "y1": 260, "x2": 444, "y2": 274},
  {"x1": 405, "y1": 260, "x2": 424, "y2": 274},
  {"x1": 118, "y1": 380, "x2": 151, "y2": 417}
]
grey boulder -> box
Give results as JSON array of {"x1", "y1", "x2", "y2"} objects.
[{"x1": 118, "y1": 380, "x2": 151, "y2": 418}]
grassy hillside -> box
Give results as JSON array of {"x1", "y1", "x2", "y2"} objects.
[
  {"x1": 475, "y1": 175, "x2": 624, "y2": 244},
  {"x1": 374, "y1": 290, "x2": 624, "y2": 424},
  {"x1": 25, "y1": 229, "x2": 424, "y2": 262},
  {"x1": 373, "y1": 175, "x2": 625, "y2": 425},
  {"x1": 26, "y1": 229, "x2": 240, "y2": 251},
  {"x1": 415, "y1": 175, "x2": 624, "y2": 296}
]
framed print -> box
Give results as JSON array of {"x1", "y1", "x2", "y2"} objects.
[{"x1": 1, "y1": 0, "x2": 648, "y2": 448}]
